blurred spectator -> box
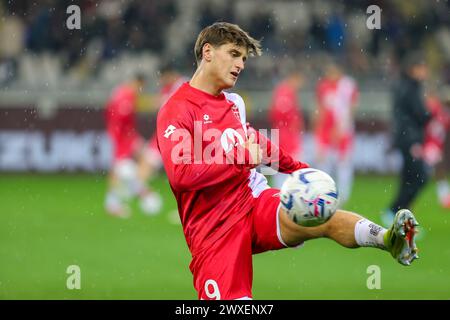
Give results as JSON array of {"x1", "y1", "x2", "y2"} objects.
[
  {"x1": 0, "y1": 5, "x2": 24, "y2": 84},
  {"x1": 0, "y1": 0, "x2": 449, "y2": 88},
  {"x1": 199, "y1": 1, "x2": 235, "y2": 29}
]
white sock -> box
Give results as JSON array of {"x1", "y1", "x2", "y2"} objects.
[
  {"x1": 105, "y1": 190, "x2": 123, "y2": 209},
  {"x1": 130, "y1": 179, "x2": 148, "y2": 197},
  {"x1": 354, "y1": 219, "x2": 387, "y2": 249},
  {"x1": 437, "y1": 180, "x2": 449, "y2": 202}
]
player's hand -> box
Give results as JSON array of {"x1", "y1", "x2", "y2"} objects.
[{"x1": 244, "y1": 133, "x2": 263, "y2": 166}]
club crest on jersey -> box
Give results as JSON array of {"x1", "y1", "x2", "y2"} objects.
[
  {"x1": 220, "y1": 128, "x2": 244, "y2": 153},
  {"x1": 231, "y1": 104, "x2": 241, "y2": 122}
]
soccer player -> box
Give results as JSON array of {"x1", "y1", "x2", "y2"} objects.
[
  {"x1": 104, "y1": 73, "x2": 161, "y2": 218},
  {"x1": 314, "y1": 61, "x2": 359, "y2": 206},
  {"x1": 423, "y1": 90, "x2": 450, "y2": 208},
  {"x1": 156, "y1": 22, "x2": 420, "y2": 300},
  {"x1": 268, "y1": 66, "x2": 305, "y2": 188}
]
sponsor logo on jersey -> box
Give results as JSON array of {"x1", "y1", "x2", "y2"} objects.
[
  {"x1": 163, "y1": 125, "x2": 176, "y2": 138},
  {"x1": 203, "y1": 114, "x2": 212, "y2": 124}
]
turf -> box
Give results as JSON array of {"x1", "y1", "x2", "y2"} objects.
[{"x1": 0, "y1": 173, "x2": 449, "y2": 299}]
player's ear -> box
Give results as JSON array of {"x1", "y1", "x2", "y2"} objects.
[{"x1": 202, "y1": 43, "x2": 213, "y2": 62}]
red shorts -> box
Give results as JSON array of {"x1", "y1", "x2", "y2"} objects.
[
  {"x1": 189, "y1": 189, "x2": 296, "y2": 300},
  {"x1": 109, "y1": 132, "x2": 143, "y2": 162},
  {"x1": 316, "y1": 133, "x2": 353, "y2": 159}
]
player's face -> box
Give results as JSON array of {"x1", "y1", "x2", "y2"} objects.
[{"x1": 209, "y1": 43, "x2": 247, "y2": 89}]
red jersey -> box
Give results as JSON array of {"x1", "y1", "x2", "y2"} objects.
[
  {"x1": 157, "y1": 82, "x2": 308, "y2": 256},
  {"x1": 316, "y1": 76, "x2": 358, "y2": 147},
  {"x1": 105, "y1": 84, "x2": 141, "y2": 159},
  {"x1": 423, "y1": 96, "x2": 450, "y2": 165},
  {"x1": 105, "y1": 84, "x2": 138, "y2": 140},
  {"x1": 160, "y1": 76, "x2": 188, "y2": 106},
  {"x1": 148, "y1": 76, "x2": 188, "y2": 151},
  {"x1": 269, "y1": 81, "x2": 304, "y2": 157}
]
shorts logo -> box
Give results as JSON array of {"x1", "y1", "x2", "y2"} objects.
[{"x1": 163, "y1": 125, "x2": 176, "y2": 138}]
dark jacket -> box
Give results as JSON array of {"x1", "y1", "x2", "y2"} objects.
[{"x1": 391, "y1": 74, "x2": 431, "y2": 150}]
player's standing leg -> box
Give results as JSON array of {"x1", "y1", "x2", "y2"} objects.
[
  {"x1": 134, "y1": 144, "x2": 162, "y2": 216},
  {"x1": 105, "y1": 159, "x2": 134, "y2": 218}
]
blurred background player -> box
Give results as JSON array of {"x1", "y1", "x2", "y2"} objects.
[
  {"x1": 314, "y1": 60, "x2": 359, "y2": 206},
  {"x1": 423, "y1": 88, "x2": 450, "y2": 208},
  {"x1": 104, "y1": 73, "x2": 161, "y2": 218},
  {"x1": 382, "y1": 53, "x2": 432, "y2": 226},
  {"x1": 268, "y1": 64, "x2": 305, "y2": 188},
  {"x1": 144, "y1": 63, "x2": 187, "y2": 183},
  {"x1": 144, "y1": 64, "x2": 187, "y2": 223}
]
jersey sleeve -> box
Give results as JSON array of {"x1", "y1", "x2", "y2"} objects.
[
  {"x1": 157, "y1": 101, "x2": 246, "y2": 192},
  {"x1": 246, "y1": 124, "x2": 309, "y2": 173}
]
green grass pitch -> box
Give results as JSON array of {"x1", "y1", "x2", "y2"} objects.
[{"x1": 1, "y1": 173, "x2": 449, "y2": 299}]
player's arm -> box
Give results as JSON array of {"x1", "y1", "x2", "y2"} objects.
[
  {"x1": 246, "y1": 124, "x2": 309, "y2": 173},
  {"x1": 157, "y1": 106, "x2": 248, "y2": 192}
]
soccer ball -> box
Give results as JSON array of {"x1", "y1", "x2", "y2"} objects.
[{"x1": 280, "y1": 168, "x2": 339, "y2": 227}]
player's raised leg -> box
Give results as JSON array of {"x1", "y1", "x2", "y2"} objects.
[{"x1": 279, "y1": 207, "x2": 420, "y2": 266}]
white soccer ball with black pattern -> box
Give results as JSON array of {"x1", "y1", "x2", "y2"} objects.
[{"x1": 280, "y1": 168, "x2": 339, "y2": 227}]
